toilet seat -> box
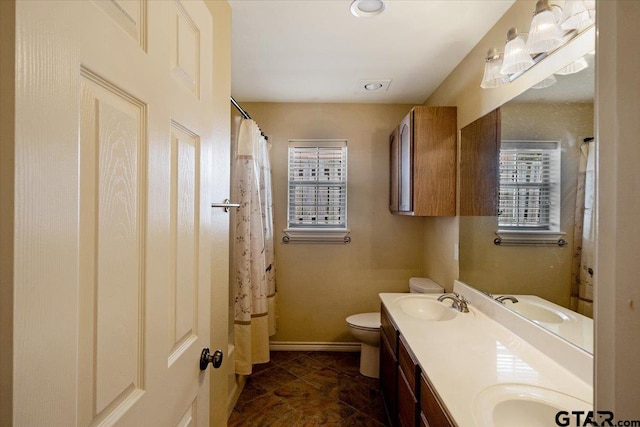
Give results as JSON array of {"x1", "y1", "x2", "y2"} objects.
[{"x1": 346, "y1": 312, "x2": 380, "y2": 331}]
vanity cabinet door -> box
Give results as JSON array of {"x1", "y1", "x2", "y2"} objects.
[
  {"x1": 398, "y1": 368, "x2": 418, "y2": 427},
  {"x1": 420, "y1": 373, "x2": 455, "y2": 427},
  {"x1": 398, "y1": 336, "x2": 420, "y2": 427},
  {"x1": 381, "y1": 304, "x2": 398, "y2": 353},
  {"x1": 381, "y1": 305, "x2": 399, "y2": 425},
  {"x1": 380, "y1": 328, "x2": 398, "y2": 426}
]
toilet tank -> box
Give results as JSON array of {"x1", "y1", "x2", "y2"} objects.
[{"x1": 409, "y1": 277, "x2": 443, "y2": 293}]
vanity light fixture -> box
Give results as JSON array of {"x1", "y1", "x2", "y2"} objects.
[
  {"x1": 350, "y1": 0, "x2": 385, "y2": 18},
  {"x1": 560, "y1": 0, "x2": 596, "y2": 32},
  {"x1": 480, "y1": 48, "x2": 509, "y2": 89},
  {"x1": 500, "y1": 28, "x2": 535, "y2": 75},
  {"x1": 555, "y1": 56, "x2": 588, "y2": 75},
  {"x1": 526, "y1": 0, "x2": 563, "y2": 55}
]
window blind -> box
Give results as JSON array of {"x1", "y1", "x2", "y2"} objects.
[
  {"x1": 498, "y1": 141, "x2": 560, "y2": 230},
  {"x1": 287, "y1": 140, "x2": 347, "y2": 229}
]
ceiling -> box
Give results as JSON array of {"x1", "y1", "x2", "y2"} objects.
[{"x1": 229, "y1": 0, "x2": 516, "y2": 104}]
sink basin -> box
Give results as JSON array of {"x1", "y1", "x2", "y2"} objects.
[
  {"x1": 395, "y1": 296, "x2": 458, "y2": 321},
  {"x1": 473, "y1": 384, "x2": 591, "y2": 427},
  {"x1": 503, "y1": 300, "x2": 570, "y2": 324}
]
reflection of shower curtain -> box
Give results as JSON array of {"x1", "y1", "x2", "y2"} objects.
[
  {"x1": 233, "y1": 118, "x2": 277, "y2": 375},
  {"x1": 570, "y1": 140, "x2": 595, "y2": 317}
]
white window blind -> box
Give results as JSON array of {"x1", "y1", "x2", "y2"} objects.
[
  {"x1": 498, "y1": 141, "x2": 560, "y2": 231},
  {"x1": 287, "y1": 140, "x2": 347, "y2": 229}
]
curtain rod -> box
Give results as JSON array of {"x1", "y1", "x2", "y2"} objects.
[
  {"x1": 230, "y1": 96, "x2": 251, "y2": 119},
  {"x1": 230, "y1": 96, "x2": 269, "y2": 140}
]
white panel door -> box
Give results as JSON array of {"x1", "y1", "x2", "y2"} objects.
[{"x1": 13, "y1": 1, "x2": 227, "y2": 425}]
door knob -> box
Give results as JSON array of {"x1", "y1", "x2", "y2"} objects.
[{"x1": 200, "y1": 348, "x2": 223, "y2": 370}]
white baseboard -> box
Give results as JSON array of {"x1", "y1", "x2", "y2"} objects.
[{"x1": 269, "y1": 341, "x2": 361, "y2": 352}]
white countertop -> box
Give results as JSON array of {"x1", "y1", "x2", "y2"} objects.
[{"x1": 379, "y1": 291, "x2": 593, "y2": 426}]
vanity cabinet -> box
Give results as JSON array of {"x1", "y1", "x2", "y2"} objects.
[
  {"x1": 381, "y1": 304, "x2": 456, "y2": 427},
  {"x1": 380, "y1": 305, "x2": 399, "y2": 425},
  {"x1": 389, "y1": 106, "x2": 457, "y2": 216}
]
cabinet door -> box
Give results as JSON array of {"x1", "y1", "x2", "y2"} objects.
[
  {"x1": 389, "y1": 126, "x2": 400, "y2": 212},
  {"x1": 398, "y1": 368, "x2": 418, "y2": 427},
  {"x1": 399, "y1": 112, "x2": 412, "y2": 212},
  {"x1": 460, "y1": 108, "x2": 501, "y2": 216},
  {"x1": 380, "y1": 330, "x2": 398, "y2": 426},
  {"x1": 420, "y1": 373, "x2": 455, "y2": 427}
]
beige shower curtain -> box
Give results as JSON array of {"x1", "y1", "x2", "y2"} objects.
[
  {"x1": 232, "y1": 118, "x2": 277, "y2": 375},
  {"x1": 570, "y1": 139, "x2": 595, "y2": 317}
]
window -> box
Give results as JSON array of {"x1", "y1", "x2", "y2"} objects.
[
  {"x1": 285, "y1": 140, "x2": 349, "y2": 243},
  {"x1": 498, "y1": 140, "x2": 561, "y2": 232}
]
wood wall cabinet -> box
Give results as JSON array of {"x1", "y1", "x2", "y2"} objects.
[
  {"x1": 459, "y1": 108, "x2": 501, "y2": 216},
  {"x1": 380, "y1": 304, "x2": 456, "y2": 427},
  {"x1": 389, "y1": 106, "x2": 457, "y2": 216}
]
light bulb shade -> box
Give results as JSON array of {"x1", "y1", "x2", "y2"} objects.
[
  {"x1": 560, "y1": 0, "x2": 595, "y2": 31},
  {"x1": 555, "y1": 56, "x2": 589, "y2": 75},
  {"x1": 501, "y1": 34, "x2": 534, "y2": 75},
  {"x1": 531, "y1": 74, "x2": 557, "y2": 89},
  {"x1": 481, "y1": 57, "x2": 508, "y2": 88},
  {"x1": 526, "y1": 9, "x2": 562, "y2": 54}
]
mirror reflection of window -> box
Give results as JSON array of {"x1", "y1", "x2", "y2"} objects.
[{"x1": 498, "y1": 140, "x2": 561, "y2": 232}]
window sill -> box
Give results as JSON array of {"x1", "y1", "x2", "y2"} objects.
[
  {"x1": 494, "y1": 230, "x2": 567, "y2": 246},
  {"x1": 282, "y1": 228, "x2": 351, "y2": 244}
]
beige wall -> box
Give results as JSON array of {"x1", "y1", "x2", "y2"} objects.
[
  {"x1": 240, "y1": 102, "x2": 425, "y2": 343},
  {"x1": 459, "y1": 102, "x2": 594, "y2": 307}
]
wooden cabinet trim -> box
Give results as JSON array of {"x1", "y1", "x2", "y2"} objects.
[{"x1": 420, "y1": 373, "x2": 456, "y2": 427}]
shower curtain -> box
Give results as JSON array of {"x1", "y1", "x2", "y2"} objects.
[
  {"x1": 570, "y1": 139, "x2": 595, "y2": 317},
  {"x1": 232, "y1": 118, "x2": 277, "y2": 375}
]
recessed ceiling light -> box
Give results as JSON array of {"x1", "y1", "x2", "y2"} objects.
[
  {"x1": 364, "y1": 82, "x2": 384, "y2": 91},
  {"x1": 359, "y1": 79, "x2": 392, "y2": 93},
  {"x1": 350, "y1": 0, "x2": 385, "y2": 18}
]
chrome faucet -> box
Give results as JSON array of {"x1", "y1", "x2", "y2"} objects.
[
  {"x1": 495, "y1": 295, "x2": 519, "y2": 304},
  {"x1": 437, "y1": 293, "x2": 470, "y2": 313}
]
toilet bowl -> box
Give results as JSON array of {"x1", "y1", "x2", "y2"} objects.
[
  {"x1": 346, "y1": 312, "x2": 380, "y2": 378},
  {"x1": 346, "y1": 277, "x2": 444, "y2": 378}
]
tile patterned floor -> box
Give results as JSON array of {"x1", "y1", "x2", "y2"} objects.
[{"x1": 228, "y1": 351, "x2": 389, "y2": 426}]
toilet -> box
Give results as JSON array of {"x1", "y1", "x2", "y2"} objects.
[{"x1": 346, "y1": 277, "x2": 444, "y2": 378}]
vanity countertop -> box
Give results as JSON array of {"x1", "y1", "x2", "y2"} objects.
[{"x1": 379, "y1": 291, "x2": 593, "y2": 426}]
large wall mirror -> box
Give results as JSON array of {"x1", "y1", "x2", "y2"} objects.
[{"x1": 459, "y1": 30, "x2": 595, "y2": 354}]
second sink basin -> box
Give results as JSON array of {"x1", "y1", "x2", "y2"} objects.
[
  {"x1": 395, "y1": 296, "x2": 459, "y2": 321},
  {"x1": 503, "y1": 299, "x2": 571, "y2": 324},
  {"x1": 473, "y1": 384, "x2": 591, "y2": 427}
]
